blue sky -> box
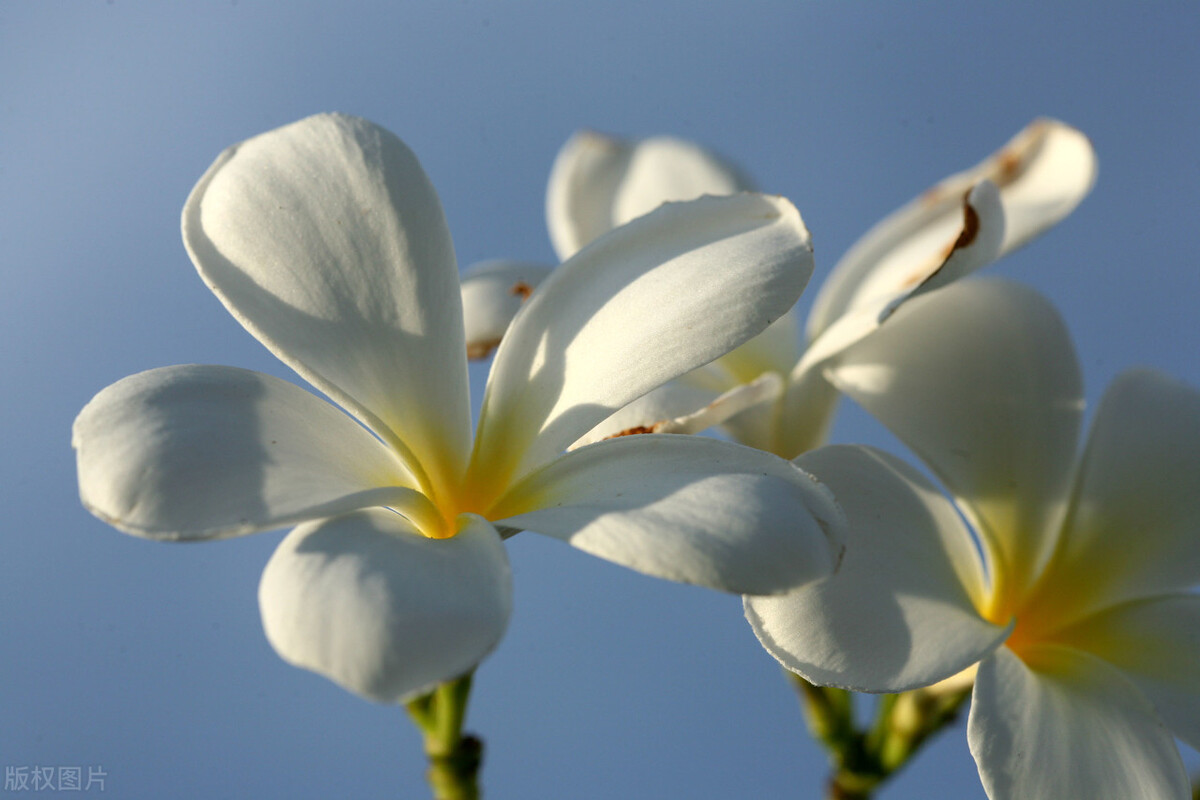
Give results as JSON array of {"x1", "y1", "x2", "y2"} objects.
[{"x1": 3, "y1": 2, "x2": 1198, "y2": 797}]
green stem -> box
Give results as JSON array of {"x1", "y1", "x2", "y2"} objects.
[
  {"x1": 874, "y1": 686, "x2": 970, "y2": 776},
  {"x1": 404, "y1": 673, "x2": 483, "y2": 800},
  {"x1": 789, "y1": 672, "x2": 970, "y2": 800},
  {"x1": 791, "y1": 674, "x2": 854, "y2": 751}
]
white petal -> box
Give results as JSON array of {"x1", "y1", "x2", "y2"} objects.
[
  {"x1": 72, "y1": 365, "x2": 423, "y2": 540},
  {"x1": 259, "y1": 511, "x2": 512, "y2": 703},
  {"x1": 545, "y1": 131, "x2": 629, "y2": 261},
  {"x1": 546, "y1": 131, "x2": 753, "y2": 260},
  {"x1": 745, "y1": 446, "x2": 1006, "y2": 693},
  {"x1": 987, "y1": 119, "x2": 1097, "y2": 253},
  {"x1": 716, "y1": 306, "x2": 804, "y2": 383},
  {"x1": 806, "y1": 119, "x2": 1096, "y2": 340},
  {"x1": 1053, "y1": 594, "x2": 1200, "y2": 751},
  {"x1": 612, "y1": 137, "x2": 754, "y2": 234},
  {"x1": 826, "y1": 279, "x2": 1083, "y2": 606},
  {"x1": 182, "y1": 114, "x2": 472, "y2": 498},
  {"x1": 677, "y1": 373, "x2": 782, "y2": 437},
  {"x1": 568, "y1": 381, "x2": 721, "y2": 448},
  {"x1": 570, "y1": 372, "x2": 781, "y2": 449},
  {"x1": 473, "y1": 193, "x2": 814, "y2": 488},
  {"x1": 969, "y1": 645, "x2": 1188, "y2": 800},
  {"x1": 459, "y1": 259, "x2": 555, "y2": 359},
  {"x1": 1036, "y1": 369, "x2": 1200, "y2": 618},
  {"x1": 794, "y1": 181, "x2": 1004, "y2": 376},
  {"x1": 492, "y1": 435, "x2": 843, "y2": 595}
]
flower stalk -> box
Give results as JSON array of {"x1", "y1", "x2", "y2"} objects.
[
  {"x1": 789, "y1": 673, "x2": 969, "y2": 800},
  {"x1": 405, "y1": 673, "x2": 483, "y2": 800}
]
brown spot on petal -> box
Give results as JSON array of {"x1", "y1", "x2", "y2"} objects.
[
  {"x1": 467, "y1": 338, "x2": 502, "y2": 360},
  {"x1": 604, "y1": 424, "x2": 662, "y2": 439},
  {"x1": 510, "y1": 281, "x2": 534, "y2": 300},
  {"x1": 995, "y1": 148, "x2": 1024, "y2": 185},
  {"x1": 920, "y1": 185, "x2": 948, "y2": 207},
  {"x1": 578, "y1": 129, "x2": 622, "y2": 153},
  {"x1": 898, "y1": 192, "x2": 981, "y2": 290},
  {"x1": 989, "y1": 119, "x2": 1047, "y2": 188},
  {"x1": 951, "y1": 195, "x2": 981, "y2": 250}
]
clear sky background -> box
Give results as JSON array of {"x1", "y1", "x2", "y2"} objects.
[{"x1": 3, "y1": 2, "x2": 1198, "y2": 798}]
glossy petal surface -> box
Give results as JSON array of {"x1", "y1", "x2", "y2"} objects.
[
  {"x1": 183, "y1": 113, "x2": 471, "y2": 496},
  {"x1": 72, "y1": 365, "x2": 419, "y2": 540},
  {"x1": 259, "y1": 511, "x2": 511, "y2": 703},
  {"x1": 494, "y1": 435, "x2": 842, "y2": 595}
]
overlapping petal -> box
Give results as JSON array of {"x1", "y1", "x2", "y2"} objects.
[
  {"x1": 717, "y1": 307, "x2": 804, "y2": 384},
  {"x1": 491, "y1": 435, "x2": 843, "y2": 595},
  {"x1": 1032, "y1": 369, "x2": 1200, "y2": 620},
  {"x1": 505, "y1": 121, "x2": 1093, "y2": 477},
  {"x1": 968, "y1": 646, "x2": 1189, "y2": 800},
  {"x1": 459, "y1": 259, "x2": 555, "y2": 360},
  {"x1": 806, "y1": 119, "x2": 1096, "y2": 340},
  {"x1": 1052, "y1": 594, "x2": 1200, "y2": 751},
  {"x1": 793, "y1": 181, "x2": 1004, "y2": 377},
  {"x1": 259, "y1": 511, "x2": 511, "y2": 703},
  {"x1": 827, "y1": 280, "x2": 1083, "y2": 609},
  {"x1": 570, "y1": 372, "x2": 783, "y2": 449},
  {"x1": 80, "y1": 114, "x2": 868, "y2": 714},
  {"x1": 745, "y1": 446, "x2": 1007, "y2": 692},
  {"x1": 568, "y1": 380, "x2": 722, "y2": 448},
  {"x1": 546, "y1": 131, "x2": 753, "y2": 260},
  {"x1": 182, "y1": 113, "x2": 472, "y2": 499},
  {"x1": 72, "y1": 365, "x2": 423, "y2": 540},
  {"x1": 472, "y1": 193, "x2": 814, "y2": 487}
]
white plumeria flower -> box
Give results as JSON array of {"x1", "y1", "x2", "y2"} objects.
[
  {"x1": 544, "y1": 131, "x2": 757, "y2": 260},
  {"x1": 72, "y1": 114, "x2": 846, "y2": 704},
  {"x1": 459, "y1": 133, "x2": 754, "y2": 359},
  {"x1": 461, "y1": 120, "x2": 1096, "y2": 458},
  {"x1": 746, "y1": 278, "x2": 1200, "y2": 799}
]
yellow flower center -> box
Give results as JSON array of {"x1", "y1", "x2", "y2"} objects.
[{"x1": 979, "y1": 552, "x2": 1091, "y2": 662}]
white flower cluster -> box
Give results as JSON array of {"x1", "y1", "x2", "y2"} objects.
[{"x1": 74, "y1": 114, "x2": 1197, "y2": 799}]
